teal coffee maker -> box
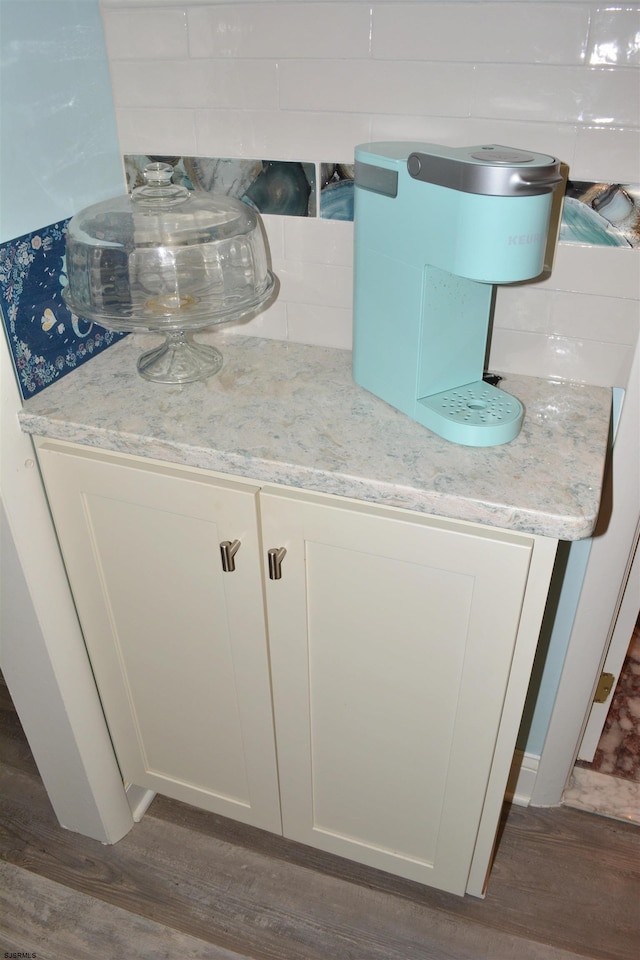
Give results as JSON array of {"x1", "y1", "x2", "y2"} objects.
[{"x1": 352, "y1": 142, "x2": 562, "y2": 446}]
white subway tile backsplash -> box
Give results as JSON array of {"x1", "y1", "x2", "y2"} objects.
[
  {"x1": 116, "y1": 107, "x2": 197, "y2": 154},
  {"x1": 573, "y1": 126, "x2": 640, "y2": 181},
  {"x1": 472, "y1": 64, "x2": 640, "y2": 126},
  {"x1": 549, "y1": 291, "x2": 638, "y2": 346},
  {"x1": 286, "y1": 303, "x2": 353, "y2": 350},
  {"x1": 260, "y1": 214, "x2": 286, "y2": 264},
  {"x1": 101, "y1": 6, "x2": 188, "y2": 60},
  {"x1": 489, "y1": 327, "x2": 635, "y2": 387},
  {"x1": 369, "y1": 115, "x2": 477, "y2": 146},
  {"x1": 99, "y1": 0, "x2": 639, "y2": 382},
  {"x1": 279, "y1": 60, "x2": 474, "y2": 117},
  {"x1": 369, "y1": 115, "x2": 579, "y2": 168},
  {"x1": 195, "y1": 109, "x2": 371, "y2": 161},
  {"x1": 195, "y1": 110, "x2": 265, "y2": 159},
  {"x1": 187, "y1": 2, "x2": 371, "y2": 60},
  {"x1": 278, "y1": 260, "x2": 353, "y2": 310},
  {"x1": 283, "y1": 218, "x2": 353, "y2": 266},
  {"x1": 493, "y1": 286, "x2": 639, "y2": 345},
  {"x1": 372, "y1": 3, "x2": 591, "y2": 65},
  {"x1": 109, "y1": 59, "x2": 279, "y2": 109},
  {"x1": 541, "y1": 243, "x2": 640, "y2": 299},
  {"x1": 576, "y1": 66, "x2": 640, "y2": 126},
  {"x1": 587, "y1": 6, "x2": 640, "y2": 67},
  {"x1": 225, "y1": 299, "x2": 289, "y2": 341}
]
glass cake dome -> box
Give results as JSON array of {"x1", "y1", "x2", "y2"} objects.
[{"x1": 63, "y1": 162, "x2": 276, "y2": 383}]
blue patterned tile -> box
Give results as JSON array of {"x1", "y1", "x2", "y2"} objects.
[
  {"x1": 561, "y1": 182, "x2": 640, "y2": 248},
  {"x1": 320, "y1": 163, "x2": 354, "y2": 221},
  {"x1": 0, "y1": 221, "x2": 127, "y2": 399}
]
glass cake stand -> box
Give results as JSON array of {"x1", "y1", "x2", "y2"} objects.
[{"x1": 63, "y1": 162, "x2": 276, "y2": 383}]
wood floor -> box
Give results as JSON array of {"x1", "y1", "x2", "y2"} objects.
[{"x1": 1, "y1": 678, "x2": 638, "y2": 960}]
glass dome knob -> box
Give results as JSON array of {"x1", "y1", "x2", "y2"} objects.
[
  {"x1": 131, "y1": 162, "x2": 190, "y2": 206},
  {"x1": 144, "y1": 162, "x2": 173, "y2": 185}
]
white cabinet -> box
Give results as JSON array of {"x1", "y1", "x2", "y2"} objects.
[
  {"x1": 261, "y1": 487, "x2": 547, "y2": 895},
  {"x1": 35, "y1": 438, "x2": 557, "y2": 896},
  {"x1": 34, "y1": 439, "x2": 282, "y2": 834}
]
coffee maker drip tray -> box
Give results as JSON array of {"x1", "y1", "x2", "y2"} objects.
[{"x1": 416, "y1": 380, "x2": 524, "y2": 447}]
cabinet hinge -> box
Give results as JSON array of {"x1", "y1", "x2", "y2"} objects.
[{"x1": 593, "y1": 672, "x2": 616, "y2": 704}]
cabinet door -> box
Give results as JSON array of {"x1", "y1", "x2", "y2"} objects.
[
  {"x1": 36, "y1": 441, "x2": 281, "y2": 833},
  {"x1": 261, "y1": 487, "x2": 534, "y2": 895}
]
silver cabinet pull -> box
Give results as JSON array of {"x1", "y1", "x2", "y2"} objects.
[
  {"x1": 267, "y1": 547, "x2": 287, "y2": 580},
  {"x1": 220, "y1": 539, "x2": 241, "y2": 573}
]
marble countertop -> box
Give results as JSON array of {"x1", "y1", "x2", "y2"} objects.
[{"x1": 19, "y1": 331, "x2": 612, "y2": 540}]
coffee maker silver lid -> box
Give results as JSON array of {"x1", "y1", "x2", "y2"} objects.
[{"x1": 407, "y1": 144, "x2": 561, "y2": 197}]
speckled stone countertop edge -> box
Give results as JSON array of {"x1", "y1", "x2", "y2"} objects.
[{"x1": 18, "y1": 332, "x2": 612, "y2": 542}]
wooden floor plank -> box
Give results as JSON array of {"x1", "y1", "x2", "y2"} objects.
[
  {"x1": 145, "y1": 792, "x2": 640, "y2": 960},
  {"x1": 0, "y1": 798, "x2": 587, "y2": 960},
  {"x1": 478, "y1": 802, "x2": 639, "y2": 953},
  {"x1": 0, "y1": 764, "x2": 632, "y2": 960},
  {"x1": 1, "y1": 676, "x2": 638, "y2": 960},
  {"x1": 0, "y1": 860, "x2": 248, "y2": 960}
]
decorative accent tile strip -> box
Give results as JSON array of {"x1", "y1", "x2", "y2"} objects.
[
  {"x1": 125, "y1": 155, "x2": 640, "y2": 248},
  {"x1": 0, "y1": 221, "x2": 127, "y2": 399},
  {"x1": 320, "y1": 163, "x2": 354, "y2": 221},
  {"x1": 125, "y1": 155, "x2": 316, "y2": 218},
  {"x1": 562, "y1": 181, "x2": 639, "y2": 248}
]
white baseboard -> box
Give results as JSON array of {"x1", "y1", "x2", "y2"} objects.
[
  {"x1": 506, "y1": 750, "x2": 539, "y2": 806},
  {"x1": 125, "y1": 784, "x2": 156, "y2": 822}
]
